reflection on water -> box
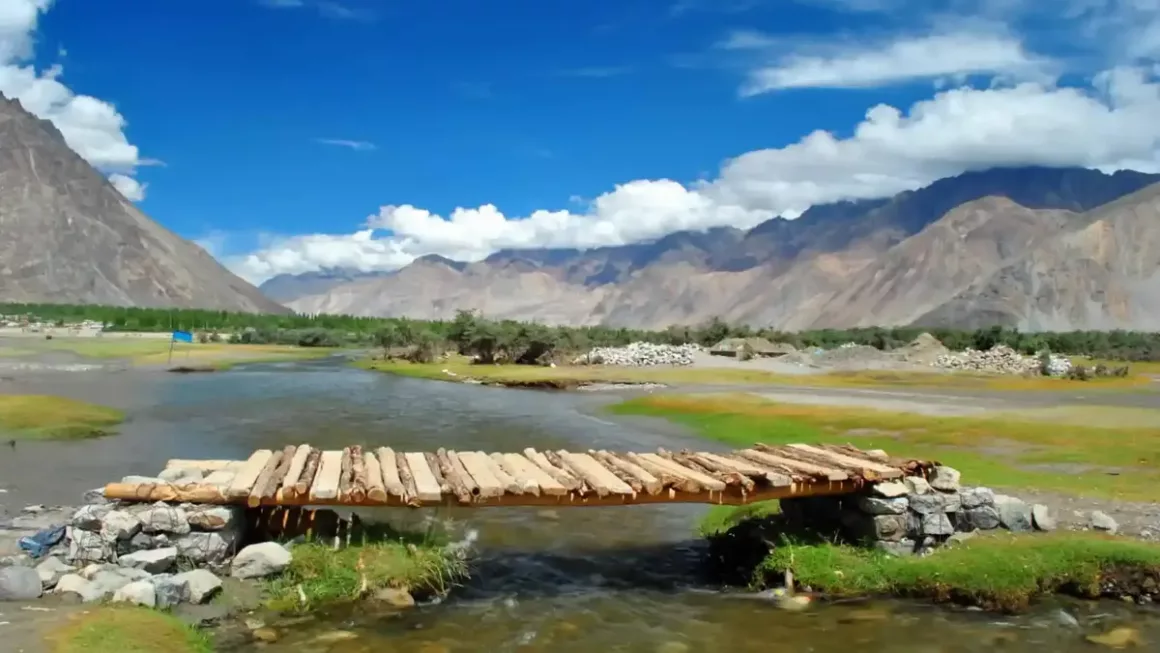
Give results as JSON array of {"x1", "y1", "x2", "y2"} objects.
[{"x1": 2, "y1": 361, "x2": 1157, "y2": 652}]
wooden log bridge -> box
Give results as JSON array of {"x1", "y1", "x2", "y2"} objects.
[{"x1": 103, "y1": 444, "x2": 935, "y2": 509}]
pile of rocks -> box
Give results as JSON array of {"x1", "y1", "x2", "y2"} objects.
[
  {"x1": 0, "y1": 490, "x2": 291, "y2": 607},
  {"x1": 782, "y1": 466, "x2": 1057, "y2": 556},
  {"x1": 934, "y1": 345, "x2": 1071, "y2": 376},
  {"x1": 573, "y1": 342, "x2": 703, "y2": 367}
]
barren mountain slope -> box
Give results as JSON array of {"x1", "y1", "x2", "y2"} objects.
[
  {"x1": 0, "y1": 96, "x2": 286, "y2": 313},
  {"x1": 915, "y1": 183, "x2": 1160, "y2": 331},
  {"x1": 289, "y1": 256, "x2": 606, "y2": 324},
  {"x1": 811, "y1": 197, "x2": 1077, "y2": 328}
]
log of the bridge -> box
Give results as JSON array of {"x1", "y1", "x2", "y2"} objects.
[
  {"x1": 685, "y1": 453, "x2": 755, "y2": 492},
  {"x1": 203, "y1": 469, "x2": 236, "y2": 489},
  {"x1": 625, "y1": 452, "x2": 697, "y2": 493},
  {"x1": 435, "y1": 448, "x2": 474, "y2": 503},
  {"x1": 348, "y1": 445, "x2": 368, "y2": 503},
  {"x1": 249, "y1": 447, "x2": 292, "y2": 507},
  {"x1": 293, "y1": 448, "x2": 322, "y2": 497},
  {"x1": 558, "y1": 451, "x2": 633, "y2": 497},
  {"x1": 425, "y1": 452, "x2": 452, "y2": 495},
  {"x1": 309, "y1": 450, "x2": 343, "y2": 501},
  {"x1": 785, "y1": 443, "x2": 902, "y2": 479},
  {"x1": 337, "y1": 448, "x2": 354, "y2": 502},
  {"x1": 456, "y1": 451, "x2": 505, "y2": 499},
  {"x1": 543, "y1": 450, "x2": 588, "y2": 494},
  {"x1": 440, "y1": 448, "x2": 480, "y2": 501},
  {"x1": 165, "y1": 459, "x2": 243, "y2": 473},
  {"x1": 587, "y1": 450, "x2": 642, "y2": 494},
  {"x1": 363, "y1": 451, "x2": 388, "y2": 503},
  {"x1": 595, "y1": 450, "x2": 662, "y2": 495},
  {"x1": 376, "y1": 448, "x2": 407, "y2": 501},
  {"x1": 227, "y1": 450, "x2": 273, "y2": 500},
  {"x1": 492, "y1": 453, "x2": 539, "y2": 495},
  {"x1": 741, "y1": 448, "x2": 847, "y2": 481},
  {"x1": 701, "y1": 452, "x2": 794, "y2": 488},
  {"x1": 666, "y1": 450, "x2": 738, "y2": 488},
  {"x1": 280, "y1": 445, "x2": 311, "y2": 500},
  {"x1": 483, "y1": 453, "x2": 524, "y2": 495},
  {"x1": 639, "y1": 452, "x2": 727, "y2": 492},
  {"x1": 104, "y1": 482, "x2": 227, "y2": 504},
  {"x1": 404, "y1": 452, "x2": 443, "y2": 502},
  {"x1": 524, "y1": 448, "x2": 581, "y2": 492},
  {"x1": 396, "y1": 453, "x2": 420, "y2": 505},
  {"x1": 501, "y1": 452, "x2": 564, "y2": 496},
  {"x1": 761, "y1": 444, "x2": 878, "y2": 480}
]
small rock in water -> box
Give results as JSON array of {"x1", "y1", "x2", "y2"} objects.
[
  {"x1": 1090, "y1": 511, "x2": 1119, "y2": 534},
  {"x1": 0, "y1": 566, "x2": 42, "y2": 600},
  {"x1": 1085, "y1": 626, "x2": 1141, "y2": 648},
  {"x1": 252, "y1": 628, "x2": 280, "y2": 643},
  {"x1": 929, "y1": 466, "x2": 962, "y2": 492},
  {"x1": 374, "y1": 587, "x2": 416, "y2": 608},
  {"x1": 312, "y1": 630, "x2": 359, "y2": 644},
  {"x1": 231, "y1": 542, "x2": 292, "y2": 579},
  {"x1": 1053, "y1": 609, "x2": 1080, "y2": 628},
  {"x1": 1031, "y1": 504, "x2": 1056, "y2": 532}
]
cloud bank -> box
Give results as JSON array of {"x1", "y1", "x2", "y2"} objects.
[{"x1": 0, "y1": 0, "x2": 149, "y2": 200}]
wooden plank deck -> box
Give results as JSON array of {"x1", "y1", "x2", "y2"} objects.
[{"x1": 102, "y1": 444, "x2": 934, "y2": 508}]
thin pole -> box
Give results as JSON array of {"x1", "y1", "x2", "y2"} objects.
[{"x1": 167, "y1": 334, "x2": 175, "y2": 366}]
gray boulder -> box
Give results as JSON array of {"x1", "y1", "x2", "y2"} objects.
[
  {"x1": 856, "y1": 496, "x2": 909, "y2": 515},
  {"x1": 870, "y1": 481, "x2": 908, "y2": 498},
  {"x1": 187, "y1": 506, "x2": 242, "y2": 532},
  {"x1": 118, "y1": 547, "x2": 177, "y2": 574},
  {"x1": 150, "y1": 574, "x2": 192, "y2": 608},
  {"x1": 35, "y1": 557, "x2": 75, "y2": 589},
  {"x1": 0, "y1": 566, "x2": 42, "y2": 600},
  {"x1": 126, "y1": 532, "x2": 171, "y2": 553},
  {"x1": 929, "y1": 466, "x2": 962, "y2": 492},
  {"x1": 231, "y1": 542, "x2": 292, "y2": 579},
  {"x1": 54, "y1": 574, "x2": 102, "y2": 602},
  {"x1": 908, "y1": 492, "x2": 946, "y2": 515},
  {"x1": 172, "y1": 569, "x2": 222, "y2": 604},
  {"x1": 100, "y1": 510, "x2": 142, "y2": 541},
  {"x1": 920, "y1": 513, "x2": 955, "y2": 536},
  {"x1": 112, "y1": 580, "x2": 157, "y2": 607},
  {"x1": 70, "y1": 504, "x2": 112, "y2": 531},
  {"x1": 159, "y1": 467, "x2": 204, "y2": 485},
  {"x1": 1032, "y1": 504, "x2": 1056, "y2": 532},
  {"x1": 960, "y1": 487, "x2": 995, "y2": 509},
  {"x1": 958, "y1": 506, "x2": 1001, "y2": 531},
  {"x1": 66, "y1": 527, "x2": 115, "y2": 564},
  {"x1": 81, "y1": 488, "x2": 109, "y2": 505},
  {"x1": 138, "y1": 503, "x2": 190, "y2": 535},
  {"x1": 903, "y1": 476, "x2": 931, "y2": 495},
  {"x1": 175, "y1": 531, "x2": 236, "y2": 564},
  {"x1": 993, "y1": 495, "x2": 1034, "y2": 532}
]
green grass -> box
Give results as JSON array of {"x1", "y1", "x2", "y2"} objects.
[
  {"x1": 45, "y1": 606, "x2": 213, "y2": 653},
  {"x1": 360, "y1": 356, "x2": 1153, "y2": 391},
  {"x1": 754, "y1": 532, "x2": 1160, "y2": 612},
  {"x1": 265, "y1": 539, "x2": 468, "y2": 612},
  {"x1": 699, "y1": 501, "x2": 781, "y2": 537},
  {"x1": 0, "y1": 394, "x2": 125, "y2": 439},
  {"x1": 25, "y1": 337, "x2": 336, "y2": 366},
  {"x1": 612, "y1": 394, "x2": 1160, "y2": 501}
]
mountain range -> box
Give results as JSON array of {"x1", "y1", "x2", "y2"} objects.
[
  {"x1": 0, "y1": 94, "x2": 285, "y2": 314},
  {"x1": 273, "y1": 166, "x2": 1160, "y2": 331}
]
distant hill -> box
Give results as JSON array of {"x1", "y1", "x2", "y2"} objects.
[
  {"x1": 0, "y1": 94, "x2": 287, "y2": 313},
  {"x1": 283, "y1": 166, "x2": 1160, "y2": 331}
]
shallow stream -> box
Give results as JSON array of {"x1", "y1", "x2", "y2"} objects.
[{"x1": 1, "y1": 359, "x2": 1157, "y2": 652}]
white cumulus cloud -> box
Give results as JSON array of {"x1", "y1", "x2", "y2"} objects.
[
  {"x1": 109, "y1": 173, "x2": 146, "y2": 202},
  {"x1": 0, "y1": 0, "x2": 149, "y2": 200}
]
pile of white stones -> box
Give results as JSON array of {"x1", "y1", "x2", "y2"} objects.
[
  {"x1": 573, "y1": 342, "x2": 703, "y2": 367},
  {"x1": 782, "y1": 466, "x2": 1064, "y2": 557},
  {"x1": 934, "y1": 345, "x2": 1072, "y2": 376},
  {"x1": 0, "y1": 488, "x2": 291, "y2": 607}
]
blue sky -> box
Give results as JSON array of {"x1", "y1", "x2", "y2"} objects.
[{"x1": 3, "y1": 0, "x2": 1160, "y2": 282}]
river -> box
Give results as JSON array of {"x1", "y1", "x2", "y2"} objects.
[{"x1": 1, "y1": 360, "x2": 1156, "y2": 652}]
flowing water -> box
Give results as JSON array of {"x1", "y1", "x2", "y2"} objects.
[{"x1": 1, "y1": 359, "x2": 1157, "y2": 652}]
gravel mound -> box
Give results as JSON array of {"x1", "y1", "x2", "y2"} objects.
[
  {"x1": 934, "y1": 344, "x2": 1072, "y2": 376},
  {"x1": 573, "y1": 342, "x2": 703, "y2": 367}
]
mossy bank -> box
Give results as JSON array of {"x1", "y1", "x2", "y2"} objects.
[{"x1": 0, "y1": 394, "x2": 124, "y2": 439}]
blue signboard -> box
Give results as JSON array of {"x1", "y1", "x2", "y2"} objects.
[{"x1": 172, "y1": 330, "x2": 194, "y2": 344}]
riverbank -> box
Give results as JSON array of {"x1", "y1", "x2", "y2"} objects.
[
  {"x1": 0, "y1": 394, "x2": 124, "y2": 439},
  {"x1": 359, "y1": 356, "x2": 1155, "y2": 393},
  {"x1": 0, "y1": 335, "x2": 338, "y2": 370}
]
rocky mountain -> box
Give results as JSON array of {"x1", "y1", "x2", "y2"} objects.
[
  {"x1": 284, "y1": 166, "x2": 1160, "y2": 330},
  {"x1": 0, "y1": 95, "x2": 286, "y2": 313}
]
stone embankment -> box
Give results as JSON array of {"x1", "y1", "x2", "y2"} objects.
[
  {"x1": 572, "y1": 343, "x2": 703, "y2": 367},
  {"x1": 0, "y1": 487, "x2": 290, "y2": 608},
  {"x1": 934, "y1": 344, "x2": 1072, "y2": 376},
  {"x1": 782, "y1": 466, "x2": 1122, "y2": 556}
]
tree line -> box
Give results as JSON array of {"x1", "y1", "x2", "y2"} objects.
[{"x1": 3, "y1": 303, "x2": 1159, "y2": 361}]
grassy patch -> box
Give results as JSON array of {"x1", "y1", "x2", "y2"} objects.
[
  {"x1": 359, "y1": 357, "x2": 1153, "y2": 391},
  {"x1": 45, "y1": 606, "x2": 212, "y2": 653},
  {"x1": 611, "y1": 394, "x2": 1160, "y2": 501},
  {"x1": 756, "y1": 532, "x2": 1160, "y2": 612},
  {"x1": 28, "y1": 337, "x2": 335, "y2": 366},
  {"x1": 699, "y1": 501, "x2": 781, "y2": 537},
  {"x1": 0, "y1": 394, "x2": 125, "y2": 439},
  {"x1": 265, "y1": 538, "x2": 467, "y2": 612}
]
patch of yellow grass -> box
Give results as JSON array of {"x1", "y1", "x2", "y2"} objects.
[
  {"x1": 0, "y1": 394, "x2": 125, "y2": 440},
  {"x1": 45, "y1": 606, "x2": 212, "y2": 653},
  {"x1": 361, "y1": 358, "x2": 1153, "y2": 391},
  {"x1": 33, "y1": 337, "x2": 335, "y2": 366},
  {"x1": 612, "y1": 394, "x2": 1160, "y2": 501}
]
